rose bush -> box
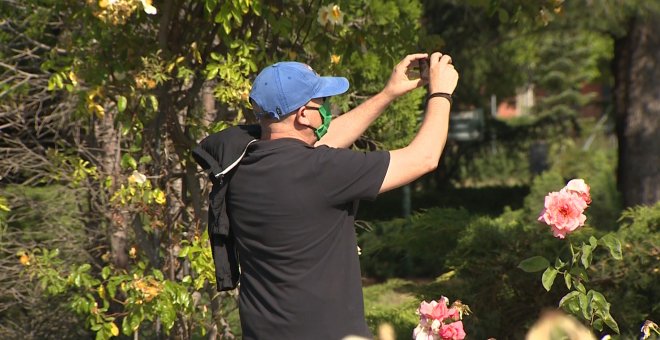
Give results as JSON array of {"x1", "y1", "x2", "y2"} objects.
[{"x1": 521, "y1": 179, "x2": 623, "y2": 334}]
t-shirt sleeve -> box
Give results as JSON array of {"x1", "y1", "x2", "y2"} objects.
[{"x1": 313, "y1": 146, "x2": 390, "y2": 205}]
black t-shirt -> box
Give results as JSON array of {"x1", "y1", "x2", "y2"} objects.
[{"x1": 227, "y1": 138, "x2": 390, "y2": 340}]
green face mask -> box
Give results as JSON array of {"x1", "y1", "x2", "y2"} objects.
[{"x1": 306, "y1": 101, "x2": 332, "y2": 140}]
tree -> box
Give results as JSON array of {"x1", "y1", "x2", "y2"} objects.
[
  {"x1": 421, "y1": 0, "x2": 660, "y2": 207},
  {"x1": 613, "y1": 14, "x2": 660, "y2": 207},
  {"x1": 0, "y1": 0, "x2": 428, "y2": 337}
]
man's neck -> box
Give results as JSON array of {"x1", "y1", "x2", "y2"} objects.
[{"x1": 260, "y1": 130, "x2": 315, "y2": 146}]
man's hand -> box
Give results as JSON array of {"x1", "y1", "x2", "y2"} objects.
[
  {"x1": 379, "y1": 51, "x2": 458, "y2": 193},
  {"x1": 382, "y1": 53, "x2": 429, "y2": 99},
  {"x1": 428, "y1": 52, "x2": 458, "y2": 95}
]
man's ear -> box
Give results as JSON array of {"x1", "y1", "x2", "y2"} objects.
[{"x1": 294, "y1": 107, "x2": 312, "y2": 126}]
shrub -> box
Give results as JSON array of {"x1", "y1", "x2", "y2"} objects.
[
  {"x1": 595, "y1": 203, "x2": 660, "y2": 336},
  {"x1": 359, "y1": 208, "x2": 474, "y2": 279}
]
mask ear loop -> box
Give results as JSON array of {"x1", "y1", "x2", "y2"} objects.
[{"x1": 313, "y1": 101, "x2": 332, "y2": 140}]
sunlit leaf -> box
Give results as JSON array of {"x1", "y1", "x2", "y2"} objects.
[
  {"x1": 581, "y1": 244, "x2": 593, "y2": 269},
  {"x1": 600, "y1": 234, "x2": 623, "y2": 260},
  {"x1": 117, "y1": 95, "x2": 127, "y2": 113},
  {"x1": 542, "y1": 267, "x2": 558, "y2": 291},
  {"x1": 518, "y1": 256, "x2": 550, "y2": 272}
]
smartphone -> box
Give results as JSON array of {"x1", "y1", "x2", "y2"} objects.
[
  {"x1": 406, "y1": 57, "x2": 430, "y2": 82},
  {"x1": 419, "y1": 57, "x2": 429, "y2": 81}
]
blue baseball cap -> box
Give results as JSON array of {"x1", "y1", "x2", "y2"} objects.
[{"x1": 249, "y1": 61, "x2": 349, "y2": 120}]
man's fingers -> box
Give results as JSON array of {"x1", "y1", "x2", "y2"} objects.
[
  {"x1": 414, "y1": 77, "x2": 428, "y2": 88},
  {"x1": 398, "y1": 53, "x2": 429, "y2": 69},
  {"x1": 429, "y1": 52, "x2": 443, "y2": 65},
  {"x1": 439, "y1": 54, "x2": 452, "y2": 66}
]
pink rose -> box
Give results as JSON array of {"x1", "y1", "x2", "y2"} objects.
[
  {"x1": 564, "y1": 179, "x2": 591, "y2": 204},
  {"x1": 418, "y1": 300, "x2": 438, "y2": 318},
  {"x1": 419, "y1": 298, "x2": 455, "y2": 322},
  {"x1": 431, "y1": 319, "x2": 442, "y2": 333},
  {"x1": 431, "y1": 301, "x2": 451, "y2": 321},
  {"x1": 439, "y1": 321, "x2": 466, "y2": 340},
  {"x1": 447, "y1": 307, "x2": 460, "y2": 321},
  {"x1": 538, "y1": 190, "x2": 587, "y2": 239},
  {"x1": 413, "y1": 325, "x2": 437, "y2": 340}
]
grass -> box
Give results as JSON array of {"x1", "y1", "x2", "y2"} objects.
[{"x1": 362, "y1": 274, "x2": 464, "y2": 339}]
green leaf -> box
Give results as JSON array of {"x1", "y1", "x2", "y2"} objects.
[
  {"x1": 223, "y1": 20, "x2": 231, "y2": 35},
  {"x1": 178, "y1": 246, "x2": 190, "y2": 258},
  {"x1": 570, "y1": 267, "x2": 589, "y2": 282},
  {"x1": 138, "y1": 155, "x2": 152, "y2": 164},
  {"x1": 542, "y1": 267, "x2": 558, "y2": 291},
  {"x1": 117, "y1": 95, "x2": 127, "y2": 113},
  {"x1": 600, "y1": 234, "x2": 623, "y2": 260},
  {"x1": 123, "y1": 308, "x2": 143, "y2": 335},
  {"x1": 576, "y1": 282, "x2": 586, "y2": 293},
  {"x1": 593, "y1": 318, "x2": 604, "y2": 331},
  {"x1": 590, "y1": 290, "x2": 610, "y2": 312},
  {"x1": 566, "y1": 298, "x2": 580, "y2": 315},
  {"x1": 589, "y1": 236, "x2": 598, "y2": 248},
  {"x1": 518, "y1": 256, "x2": 550, "y2": 272},
  {"x1": 498, "y1": 8, "x2": 509, "y2": 23},
  {"x1": 160, "y1": 301, "x2": 176, "y2": 330},
  {"x1": 55, "y1": 74, "x2": 63, "y2": 89},
  {"x1": 107, "y1": 278, "x2": 118, "y2": 299},
  {"x1": 205, "y1": 65, "x2": 219, "y2": 80},
  {"x1": 558, "y1": 291, "x2": 580, "y2": 307},
  {"x1": 153, "y1": 269, "x2": 164, "y2": 281},
  {"x1": 581, "y1": 244, "x2": 593, "y2": 269},
  {"x1": 121, "y1": 154, "x2": 137, "y2": 170},
  {"x1": 564, "y1": 272, "x2": 572, "y2": 289},
  {"x1": 121, "y1": 314, "x2": 132, "y2": 335},
  {"x1": 602, "y1": 311, "x2": 620, "y2": 334},
  {"x1": 94, "y1": 327, "x2": 105, "y2": 340},
  {"x1": 102, "y1": 266, "x2": 111, "y2": 280},
  {"x1": 148, "y1": 95, "x2": 158, "y2": 111},
  {"x1": 579, "y1": 292, "x2": 591, "y2": 320}
]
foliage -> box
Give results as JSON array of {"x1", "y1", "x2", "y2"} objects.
[
  {"x1": 2, "y1": 1, "x2": 657, "y2": 339},
  {"x1": 358, "y1": 140, "x2": 643, "y2": 338},
  {"x1": 1, "y1": 0, "x2": 431, "y2": 337},
  {"x1": 19, "y1": 230, "x2": 238, "y2": 339},
  {"x1": 0, "y1": 185, "x2": 92, "y2": 338},
  {"x1": 359, "y1": 208, "x2": 474, "y2": 279},
  {"x1": 363, "y1": 279, "x2": 420, "y2": 339},
  {"x1": 597, "y1": 203, "x2": 660, "y2": 334},
  {"x1": 520, "y1": 179, "x2": 623, "y2": 334},
  {"x1": 362, "y1": 203, "x2": 655, "y2": 338}
]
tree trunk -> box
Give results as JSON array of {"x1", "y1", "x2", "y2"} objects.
[
  {"x1": 613, "y1": 15, "x2": 660, "y2": 207},
  {"x1": 95, "y1": 109, "x2": 129, "y2": 268}
]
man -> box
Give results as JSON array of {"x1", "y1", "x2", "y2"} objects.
[{"x1": 194, "y1": 52, "x2": 458, "y2": 339}]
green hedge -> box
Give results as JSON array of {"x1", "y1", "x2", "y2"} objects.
[
  {"x1": 358, "y1": 207, "x2": 475, "y2": 279},
  {"x1": 362, "y1": 203, "x2": 659, "y2": 338}
]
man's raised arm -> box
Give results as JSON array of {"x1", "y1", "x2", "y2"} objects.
[
  {"x1": 380, "y1": 52, "x2": 458, "y2": 193},
  {"x1": 315, "y1": 53, "x2": 429, "y2": 149}
]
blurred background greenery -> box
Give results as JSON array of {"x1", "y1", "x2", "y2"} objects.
[{"x1": 1, "y1": 0, "x2": 659, "y2": 339}]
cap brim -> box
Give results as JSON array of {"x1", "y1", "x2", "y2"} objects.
[{"x1": 313, "y1": 76, "x2": 349, "y2": 98}]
